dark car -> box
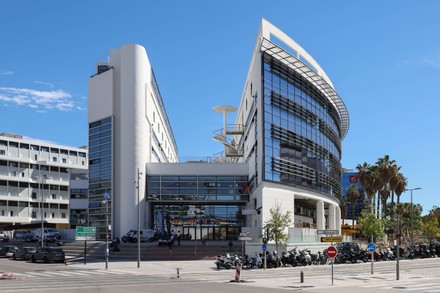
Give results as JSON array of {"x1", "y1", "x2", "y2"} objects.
[
  {"x1": 0, "y1": 245, "x2": 19, "y2": 257},
  {"x1": 13, "y1": 247, "x2": 37, "y2": 260},
  {"x1": 31, "y1": 247, "x2": 65, "y2": 263},
  {"x1": 334, "y1": 242, "x2": 360, "y2": 253}
]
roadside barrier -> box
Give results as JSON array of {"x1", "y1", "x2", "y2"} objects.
[{"x1": 234, "y1": 262, "x2": 242, "y2": 282}]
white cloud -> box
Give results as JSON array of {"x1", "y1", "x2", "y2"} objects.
[
  {"x1": 34, "y1": 81, "x2": 54, "y2": 88},
  {"x1": 22, "y1": 136, "x2": 56, "y2": 145},
  {"x1": 0, "y1": 87, "x2": 77, "y2": 112},
  {"x1": 0, "y1": 70, "x2": 14, "y2": 75},
  {"x1": 400, "y1": 53, "x2": 440, "y2": 69}
]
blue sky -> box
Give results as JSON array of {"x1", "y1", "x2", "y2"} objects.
[{"x1": 1, "y1": 1, "x2": 438, "y2": 215}]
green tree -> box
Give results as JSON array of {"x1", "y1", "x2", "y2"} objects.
[
  {"x1": 421, "y1": 211, "x2": 440, "y2": 241},
  {"x1": 263, "y1": 203, "x2": 292, "y2": 254},
  {"x1": 357, "y1": 210, "x2": 385, "y2": 242}
]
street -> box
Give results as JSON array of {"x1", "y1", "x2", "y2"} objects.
[{"x1": 1, "y1": 257, "x2": 440, "y2": 292}]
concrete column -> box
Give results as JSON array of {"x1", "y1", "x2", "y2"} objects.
[
  {"x1": 335, "y1": 206, "x2": 341, "y2": 233},
  {"x1": 328, "y1": 204, "x2": 336, "y2": 230},
  {"x1": 316, "y1": 200, "x2": 325, "y2": 230}
]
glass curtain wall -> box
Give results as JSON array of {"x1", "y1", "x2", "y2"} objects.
[
  {"x1": 88, "y1": 117, "x2": 113, "y2": 239},
  {"x1": 262, "y1": 54, "x2": 343, "y2": 199},
  {"x1": 147, "y1": 175, "x2": 248, "y2": 241}
]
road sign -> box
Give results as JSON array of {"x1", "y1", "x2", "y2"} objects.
[
  {"x1": 75, "y1": 227, "x2": 96, "y2": 241},
  {"x1": 321, "y1": 236, "x2": 343, "y2": 242},
  {"x1": 327, "y1": 245, "x2": 337, "y2": 258},
  {"x1": 239, "y1": 232, "x2": 250, "y2": 237},
  {"x1": 317, "y1": 230, "x2": 339, "y2": 235},
  {"x1": 367, "y1": 243, "x2": 376, "y2": 252},
  {"x1": 238, "y1": 236, "x2": 252, "y2": 241},
  {"x1": 262, "y1": 243, "x2": 267, "y2": 251},
  {"x1": 325, "y1": 230, "x2": 339, "y2": 234}
]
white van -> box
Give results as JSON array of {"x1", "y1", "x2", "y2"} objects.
[
  {"x1": 135, "y1": 229, "x2": 155, "y2": 242},
  {"x1": 31, "y1": 228, "x2": 56, "y2": 240}
]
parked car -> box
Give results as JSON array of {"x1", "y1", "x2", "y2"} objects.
[
  {"x1": 334, "y1": 242, "x2": 360, "y2": 254},
  {"x1": 15, "y1": 230, "x2": 33, "y2": 240},
  {"x1": 0, "y1": 245, "x2": 19, "y2": 257},
  {"x1": 13, "y1": 247, "x2": 37, "y2": 260},
  {"x1": 31, "y1": 247, "x2": 65, "y2": 263}
]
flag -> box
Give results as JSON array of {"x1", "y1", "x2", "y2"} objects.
[{"x1": 104, "y1": 193, "x2": 111, "y2": 199}]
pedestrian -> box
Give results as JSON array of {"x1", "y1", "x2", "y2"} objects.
[
  {"x1": 168, "y1": 233, "x2": 174, "y2": 249},
  {"x1": 177, "y1": 230, "x2": 181, "y2": 246}
]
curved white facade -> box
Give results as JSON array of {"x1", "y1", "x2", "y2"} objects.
[
  {"x1": 235, "y1": 19, "x2": 349, "y2": 243},
  {"x1": 88, "y1": 44, "x2": 178, "y2": 238}
]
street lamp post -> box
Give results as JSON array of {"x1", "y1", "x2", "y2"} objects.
[
  {"x1": 102, "y1": 192, "x2": 111, "y2": 270},
  {"x1": 37, "y1": 173, "x2": 51, "y2": 248},
  {"x1": 406, "y1": 187, "x2": 422, "y2": 247},
  {"x1": 136, "y1": 168, "x2": 143, "y2": 268}
]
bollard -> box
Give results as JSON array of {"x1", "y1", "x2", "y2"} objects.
[
  {"x1": 235, "y1": 262, "x2": 242, "y2": 282},
  {"x1": 176, "y1": 268, "x2": 180, "y2": 278},
  {"x1": 300, "y1": 271, "x2": 304, "y2": 283}
]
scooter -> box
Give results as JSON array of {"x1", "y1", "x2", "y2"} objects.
[{"x1": 215, "y1": 253, "x2": 232, "y2": 269}]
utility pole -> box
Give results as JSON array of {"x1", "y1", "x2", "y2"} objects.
[{"x1": 136, "y1": 168, "x2": 143, "y2": 268}]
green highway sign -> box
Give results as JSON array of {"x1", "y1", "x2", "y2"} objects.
[{"x1": 75, "y1": 227, "x2": 96, "y2": 241}]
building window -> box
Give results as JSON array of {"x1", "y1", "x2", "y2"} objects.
[
  {"x1": 0, "y1": 150, "x2": 5, "y2": 155},
  {"x1": 31, "y1": 192, "x2": 37, "y2": 199},
  {"x1": 1, "y1": 210, "x2": 4, "y2": 216},
  {"x1": 10, "y1": 211, "x2": 13, "y2": 217},
  {"x1": 62, "y1": 158, "x2": 67, "y2": 163},
  {"x1": 52, "y1": 157, "x2": 57, "y2": 162},
  {"x1": 52, "y1": 213, "x2": 55, "y2": 218},
  {"x1": 52, "y1": 194, "x2": 56, "y2": 199},
  {"x1": 62, "y1": 213, "x2": 66, "y2": 219},
  {"x1": 31, "y1": 211, "x2": 37, "y2": 219}
]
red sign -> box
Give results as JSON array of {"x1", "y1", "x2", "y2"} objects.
[
  {"x1": 327, "y1": 246, "x2": 337, "y2": 258},
  {"x1": 349, "y1": 175, "x2": 358, "y2": 183}
]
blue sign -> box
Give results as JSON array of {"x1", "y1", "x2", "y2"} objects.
[
  {"x1": 367, "y1": 243, "x2": 376, "y2": 252},
  {"x1": 262, "y1": 243, "x2": 267, "y2": 251}
]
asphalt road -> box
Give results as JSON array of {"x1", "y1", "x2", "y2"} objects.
[{"x1": 1, "y1": 256, "x2": 440, "y2": 292}]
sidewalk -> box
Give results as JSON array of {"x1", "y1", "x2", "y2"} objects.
[{"x1": 67, "y1": 259, "x2": 440, "y2": 292}]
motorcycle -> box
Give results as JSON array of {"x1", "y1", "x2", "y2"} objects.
[{"x1": 215, "y1": 253, "x2": 233, "y2": 269}]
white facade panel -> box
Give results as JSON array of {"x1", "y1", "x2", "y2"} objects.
[{"x1": 88, "y1": 68, "x2": 114, "y2": 123}]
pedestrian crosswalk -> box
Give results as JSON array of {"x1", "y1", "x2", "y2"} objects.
[
  {"x1": 22, "y1": 269, "x2": 138, "y2": 278},
  {"x1": 362, "y1": 281, "x2": 440, "y2": 292}
]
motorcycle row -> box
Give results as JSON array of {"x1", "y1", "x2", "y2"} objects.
[
  {"x1": 215, "y1": 247, "x2": 324, "y2": 270},
  {"x1": 215, "y1": 243, "x2": 440, "y2": 270}
]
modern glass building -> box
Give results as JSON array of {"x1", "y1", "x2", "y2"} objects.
[
  {"x1": 88, "y1": 20, "x2": 350, "y2": 246},
  {"x1": 341, "y1": 170, "x2": 366, "y2": 221},
  {"x1": 88, "y1": 45, "x2": 178, "y2": 239},
  {"x1": 145, "y1": 163, "x2": 249, "y2": 240},
  {"x1": 227, "y1": 19, "x2": 349, "y2": 243}
]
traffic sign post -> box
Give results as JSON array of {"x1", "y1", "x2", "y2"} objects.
[
  {"x1": 262, "y1": 243, "x2": 267, "y2": 270},
  {"x1": 327, "y1": 245, "x2": 337, "y2": 285},
  {"x1": 75, "y1": 227, "x2": 96, "y2": 241},
  {"x1": 75, "y1": 227, "x2": 96, "y2": 265},
  {"x1": 367, "y1": 242, "x2": 376, "y2": 274},
  {"x1": 326, "y1": 245, "x2": 337, "y2": 258}
]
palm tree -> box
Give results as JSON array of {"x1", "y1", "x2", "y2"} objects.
[
  {"x1": 346, "y1": 185, "x2": 360, "y2": 226},
  {"x1": 340, "y1": 196, "x2": 348, "y2": 225},
  {"x1": 356, "y1": 163, "x2": 379, "y2": 215},
  {"x1": 376, "y1": 155, "x2": 397, "y2": 218},
  {"x1": 394, "y1": 172, "x2": 407, "y2": 205}
]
